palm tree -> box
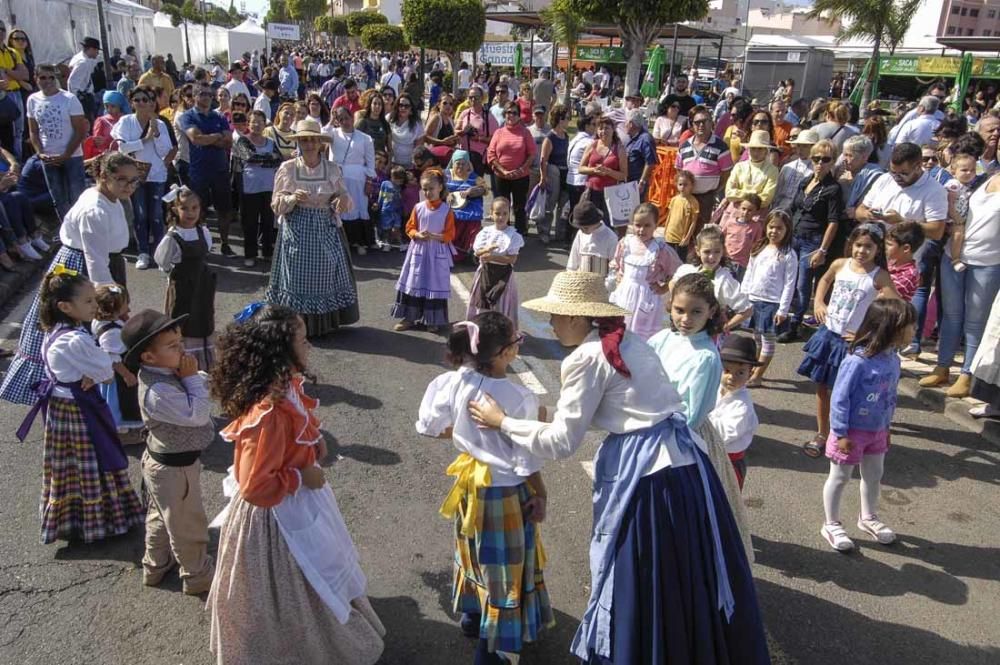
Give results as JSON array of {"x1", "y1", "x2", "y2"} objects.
[
  {"x1": 808, "y1": 0, "x2": 920, "y2": 108},
  {"x1": 541, "y1": 0, "x2": 585, "y2": 109}
]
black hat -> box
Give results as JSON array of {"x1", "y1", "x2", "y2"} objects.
[
  {"x1": 719, "y1": 333, "x2": 761, "y2": 366},
  {"x1": 571, "y1": 200, "x2": 604, "y2": 228},
  {"x1": 229, "y1": 62, "x2": 244, "y2": 72},
  {"x1": 121, "y1": 309, "x2": 188, "y2": 369},
  {"x1": 81, "y1": 37, "x2": 101, "y2": 50}
]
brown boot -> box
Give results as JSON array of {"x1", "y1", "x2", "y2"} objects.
[
  {"x1": 946, "y1": 373, "x2": 972, "y2": 398},
  {"x1": 919, "y1": 366, "x2": 950, "y2": 387}
]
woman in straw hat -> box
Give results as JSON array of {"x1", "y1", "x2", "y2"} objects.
[
  {"x1": 266, "y1": 118, "x2": 360, "y2": 337},
  {"x1": 469, "y1": 271, "x2": 769, "y2": 664}
]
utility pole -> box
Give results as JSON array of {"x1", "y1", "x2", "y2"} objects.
[
  {"x1": 202, "y1": 0, "x2": 209, "y2": 63},
  {"x1": 95, "y1": 0, "x2": 112, "y2": 76}
]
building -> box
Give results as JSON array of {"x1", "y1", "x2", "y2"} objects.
[
  {"x1": 330, "y1": 0, "x2": 401, "y2": 24},
  {"x1": 748, "y1": 7, "x2": 841, "y2": 37},
  {"x1": 939, "y1": 0, "x2": 1000, "y2": 37}
]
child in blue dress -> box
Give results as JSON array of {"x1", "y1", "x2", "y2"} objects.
[{"x1": 377, "y1": 165, "x2": 406, "y2": 251}]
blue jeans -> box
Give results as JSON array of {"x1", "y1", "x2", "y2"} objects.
[
  {"x1": 41, "y1": 157, "x2": 85, "y2": 219},
  {"x1": 0, "y1": 190, "x2": 37, "y2": 241},
  {"x1": 909, "y1": 238, "x2": 943, "y2": 345},
  {"x1": 791, "y1": 232, "x2": 823, "y2": 322},
  {"x1": 937, "y1": 260, "x2": 1000, "y2": 374},
  {"x1": 131, "y1": 181, "x2": 166, "y2": 255}
]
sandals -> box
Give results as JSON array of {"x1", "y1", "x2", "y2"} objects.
[
  {"x1": 821, "y1": 522, "x2": 855, "y2": 552},
  {"x1": 802, "y1": 433, "x2": 825, "y2": 458}
]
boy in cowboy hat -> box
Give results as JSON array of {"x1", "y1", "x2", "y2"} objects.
[
  {"x1": 706, "y1": 333, "x2": 761, "y2": 491},
  {"x1": 566, "y1": 200, "x2": 619, "y2": 279},
  {"x1": 123, "y1": 309, "x2": 215, "y2": 594}
]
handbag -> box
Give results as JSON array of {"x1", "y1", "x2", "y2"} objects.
[
  {"x1": 526, "y1": 183, "x2": 549, "y2": 222},
  {"x1": 604, "y1": 180, "x2": 640, "y2": 227}
]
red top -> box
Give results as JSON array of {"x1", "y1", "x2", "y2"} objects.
[
  {"x1": 585, "y1": 141, "x2": 621, "y2": 192},
  {"x1": 486, "y1": 124, "x2": 536, "y2": 179},
  {"x1": 516, "y1": 97, "x2": 533, "y2": 124},
  {"x1": 332, "y1": 93, "x2": 362, "y2": 116}
]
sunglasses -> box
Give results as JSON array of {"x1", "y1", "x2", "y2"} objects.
[
  {"x1": 692, "y1": 118, "x2": 709, "y2": 125},
  {"x1": 752, "y1": 119, "x2": 768, "y2": 125},
  {"x1": 112, "y1": 176, "x2": 141, "y2": 186},
  {"x1": 131, "y1": 96, "x2": 151, "y2": 103},
  {"x1": 504, "y1": 110, "x2": 518, "y2": 116},
  {"x1": 922, "y1": 155, "x2": 939, "y2": 163},
  {"x1": 11, "y1": 36, "x2": 26, "y2": 42},
  {"x1": 37, "y1": 75, "x2": 55, "y2": 81},
  {"x1": 811, "y1": 155, "x2": 833, "y2": 164}
]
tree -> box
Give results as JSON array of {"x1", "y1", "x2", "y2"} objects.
[
  {"x1": 265, "y1": 0, "x2": 290, "y2": 24},
  {"x1": 362, "y1": 24, "x2": 409, "y2": 53},
  {"x1": 287, "y1": 0, "x2": 327, "y2": 24},
  {"x1": 808, "y1": 0, "x2": 920, "y2": 108},
  {"x1": 161, "y1": 4, "x2": 192, "y2": 64},
  {"x1": 314, "y1": 15, "x2": 349, "y2": 46},
  {"x1": 566, "y1": 0, "x2": 708, "y2": 96},
  {"x1": 403, "y1": 0, "x2": 486, "y2": 93},
  {"x1": 541, "y1": 0, "x2": 585, "y2": 109},
  {"x1": 347, "y1": 11, "x2": 389, "y2": 37}
]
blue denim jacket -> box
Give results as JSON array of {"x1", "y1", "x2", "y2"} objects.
[
  {"x1": 570, "y1": 413, "x2": 735, "y2": 660},
  {"x1": 830, "y1": 349, "x2": 900, "y2": 436}
]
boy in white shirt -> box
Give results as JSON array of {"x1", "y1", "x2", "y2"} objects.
[
  {"x1": 707, "y1": 334, "x2": 760, "y2": 491},
  {"x1": 567, "y1": 200, "x2": 619, "y2": 280}
]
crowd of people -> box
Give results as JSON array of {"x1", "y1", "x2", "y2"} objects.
[{"x1": 0, "y1": 30, "x2": 999, "y2": 665}]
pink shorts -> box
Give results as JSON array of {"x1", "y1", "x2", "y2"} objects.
[{"x1": 825, "y1": 428, "x2": 889, "y2": 465}]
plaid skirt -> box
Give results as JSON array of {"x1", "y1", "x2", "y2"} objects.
[
  {"x1": 452, "y1": 483, "x2": 554, "y2": 654},
  {"x1": 40, "y1": 397, "x2": 145, "y2": 544},
  {"x1": 265, "y1": 207, "x2": 359, "y2": 318},
  {"x1": 0, "y1": 247, "x2": 87, "y2": 405}
]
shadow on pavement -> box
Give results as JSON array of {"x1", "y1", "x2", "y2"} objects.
[
  {"x1": 317, "y1": 325, "x2": 450, "y2": 368},
  {"x1": 311, "y1": 382, "x2": 384, "y2": 410},
  {"x1": 756, "y1": 577, "x2": 1000, "y2": 665}
]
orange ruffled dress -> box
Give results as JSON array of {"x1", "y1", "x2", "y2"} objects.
[{"x1": 207, "y1": 377, "x2": 385, "y2": 665}]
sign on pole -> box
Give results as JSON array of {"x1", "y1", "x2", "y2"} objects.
[
  {"x1": 268, "y1": 23, "x2": 301, "y2": 41},
  {"x1": 475, "y1": 42, "x2": 554, "y2": 68}
]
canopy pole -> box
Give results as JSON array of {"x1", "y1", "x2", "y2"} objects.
[
  {"x1": 529, "y1": 30, "x2": 535, "y2": 75},
  {"x1": 716, "y1": 38, "x2": 724, "y2": 81},
  {"x1": 667, "y1": 23, "x2": 679, "y2": 92}
]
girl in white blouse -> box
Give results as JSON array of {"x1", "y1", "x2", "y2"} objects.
[{"x1": 416, "y1": 312, "x2": 552, "y2": 664}]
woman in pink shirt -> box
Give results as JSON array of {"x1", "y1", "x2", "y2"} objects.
[
  {"x1": 455, "y1": 85, "x2": 499, "y2": 177},
  {"x1": 487, "y1": 102, "x2": 536, "y2": 235}
]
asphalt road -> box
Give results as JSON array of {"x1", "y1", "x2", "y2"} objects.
[{"x1": 1, "y1": 224, "x2": 998, "y2": 665}]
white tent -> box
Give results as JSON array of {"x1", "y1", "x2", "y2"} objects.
[
  {"x1": 227, "y1": 19, "x2": 266, "y2": 64},
  {"x1": 7, "y1": 0, "x2": 155, "y2": 66},
  {"x1": 152, "y1": 11, "x2": 230, "y2": 66}
]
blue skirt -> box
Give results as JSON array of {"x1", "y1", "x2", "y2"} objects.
[
  {"x1": 797, "y1": 325, "x2": 848, "y2": 386},
  {"x1": 590, "y1": 460, "x2": 770, "y2": 665}
]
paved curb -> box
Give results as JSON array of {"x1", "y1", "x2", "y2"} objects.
[{"x1": 898, "y1": 365, "x2": 1000, "y2": 448}]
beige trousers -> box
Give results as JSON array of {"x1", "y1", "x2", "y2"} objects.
[{"x1": 141, "y1": 451, "x2": 213, "y2": 581}]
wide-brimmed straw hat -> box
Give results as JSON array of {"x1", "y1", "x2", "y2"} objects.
[
  {"x1": 522, "y1": 271, "x2": 629, "y2": 318},
  {"x1": 291, "y1": 118, "x2": 331, "y2": 142},
  {"x1": 789, "y1": 128, "x2": 820, "y2": 145},
  {"x1": 745, "y1": 129, "x2": 774, "y2": 149}
]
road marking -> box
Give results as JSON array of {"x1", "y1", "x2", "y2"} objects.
[{"x1": 449, "y1": 272, "x2": 554, "y2": 395}]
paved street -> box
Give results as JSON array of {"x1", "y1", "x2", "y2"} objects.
[{"x1": 1, "y1": 231, "x2": 999, "y2": 665}]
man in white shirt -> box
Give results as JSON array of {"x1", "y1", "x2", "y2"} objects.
[
  {"x1": 210, "y1": 60, "x2": 226, "y2": 87},
  {"x1": 223, "y1": 63, "x2": 251, "y2": 102},
  {"x1": 27, "y1": 64, "x2": 88, "y2": 219},
  {"x1": 889, "y1": 96, "x2": 940, "y2": 150},
  {"x1": 457, "y1": 62, "x2": 471, "y2": 91},
  {"x1": 857, "y1": 142, "x2": 948, "y2": 243},
  {"x1": 67, "y1": 36, "x2": 101, "y2": 123},
  {"x1": 380, "y1": 63, "x2": 402, "y2": 95}
]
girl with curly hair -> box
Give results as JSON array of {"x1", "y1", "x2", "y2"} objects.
[{"x1": 208, "y1": 304, "x2": 384, "y2": 665}]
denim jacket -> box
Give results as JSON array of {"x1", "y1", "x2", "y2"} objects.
[
  {"x1": 570, "y1": 413, "x2": 735, "y2": 660},
  {"x1": 830, "y1": 349, "x2": 900, "y2": 436}
]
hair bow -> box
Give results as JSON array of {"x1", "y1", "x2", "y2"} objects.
[
  {"x1": 162, "y1": 184, "x2": 192, "y2": 203},
  {"x1": 107, "y1": 285, "x2": 123, "y2": 294},
  {"x1": 51, "y1": 264, "x2": 79, "y2": 278},
  {"x1": 857, "y1": 222, "x2": 885, "y2": 239},
  {"x1": 454, "y1": 321, "x2": 480, "y2": 354},
  {"x1": 234, "y1": 301, "x2": 265, "y2": 324}
]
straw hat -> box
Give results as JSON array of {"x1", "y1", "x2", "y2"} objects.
[
  {"x1": 291, "y1": 118, "x2": 331, "y2": 142},
  {"x1": 745, "y1": 129, "x2": 774, "y2": 149},
  {"x1": 522, "y1": 271, "x2": 629, "y2": 318},
  {"x1": 789, "y1": 128, "x2": 820, "y2": 145}
]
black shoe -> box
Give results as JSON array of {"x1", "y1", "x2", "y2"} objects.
[
  {"x1": 776, "y1": 324, "x2": 800, "y2": 343},
  {"x1": 220, "y1": 243, "x2": 236, "y2": 257},
  {"x1": 460, "y1": 612, "x2": 481, "y2": 638}
]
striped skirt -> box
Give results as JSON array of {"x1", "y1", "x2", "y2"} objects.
[
  {"x1": 452, "y1": 483, "x2": 554, "y2": 655},
  {"x1": 40, "y1": 397, "x2": 145, "y2": 544}
]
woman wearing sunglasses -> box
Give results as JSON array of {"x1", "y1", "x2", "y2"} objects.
[{"x1": 779, "y1": 138, "x2": 844, "y2": 343}]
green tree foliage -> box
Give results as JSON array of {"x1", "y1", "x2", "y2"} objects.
[
  {"x1": 807, "y1": 0, "x2": 921, "y2": 107},
  {"x1": 287, "y1": 0, "x2": 327, "y2": 22},
  {"x1": 265, "y1": 0, "x2": 290, "y2": 24},
  {"x1": 347, "y1": 11, "x2": 389, "y2": 37},
  {"x1": 361, "y1": 24, "x2": 409, "y2": 52},
  {"x1": 402, "y1": 0, "x2": 486, "y2": 91},
  {"x1": 314, "y1": 15, "x2": 349, "y2": 37},
  {"x1": 566, "y1": 0, "x2": 708, "y2": 96},
  {"x1": 541, "y1": 0, "x2": 585, "y2": 107}
]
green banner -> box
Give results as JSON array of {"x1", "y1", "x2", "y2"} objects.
[
  {"x1": 574, "y1": 46, "x2": 662, "y2": 64},
  {"x1": 880, "y1": 55, "x2": 1000, "y2": 80}
]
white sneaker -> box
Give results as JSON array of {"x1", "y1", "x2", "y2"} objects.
[
  {"x1": 857, "y1": 515, "x2": 896, "y2": 544},
  {"x1": 821, "y1": 522, "x2": 854, "y2": 552},
  {"x1": 17, "y1": 242, "x2": 42, "y2": 261},
  {"x1": 380, "y1": 241, "x2": 390, "y2": 253},
  {"x1": 31, "y1": 236, "x2": 51, "y2": 252},
  {"x1": 136, "y1": 253, "x2": 152, "y2": 270},
  {"x1": 357, "y1": 245, "x2": 367, "y2": 256},
  {"x1": 243, "y1": 258, "x2": 255, "y2": 268}
]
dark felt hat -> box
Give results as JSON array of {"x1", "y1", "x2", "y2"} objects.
[
  {"x1": 122, "y1": 309, "x2": 188, "y2": 369},
  {"x1": 571, "y1": 200, "x2": 604, "y2": 228},
  {"x1": 81, "y1": 37, "x2": 101, "y2": 50},
  {"x1": 719, "y1": 333, "x2": 761, "y2": 366}
]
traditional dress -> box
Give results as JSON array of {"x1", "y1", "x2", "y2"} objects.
[
  {"x1": 609, "y1": 236, "x2": 682, "y2": 340},
  {"x1": 971, "y1": 288, "x2": 1000, "y2": 408},
  {"x1": 567, "y1": 224, "x2": 619, "y2": 277},
  {"x1": 208, "y1": 377, "x2": 385, "y2": 665},
  {"x1": 16, "y1": 324, "x2": 144, "y2": 543},
  {"x1": 417, "y1": 367, "x2": 554, "y2": 659},
  {"x1": 154, "y1": 224, "x2": 217, "y2": 369},
  {"x1": 327, "y1": 126, "x2": 377, "y2": 249},
  {"x1": 467, "y1": 225, "x2": 523, "y2": 328},
  {"x1": 445, "y1": 170, "x2": 485, "y2": 259},
  {"x1": 390, "y1": 199, "x2": 455, "y2": 327},
  {"x1": 267, "y1": 158, "x2": 360, "y2": 337},
  {"x1": 0, "y1": 187, "x2": 130, "y2": 405},
  {"x1": 92, "y1": 319, "x2": 143, "y2": 430}
]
